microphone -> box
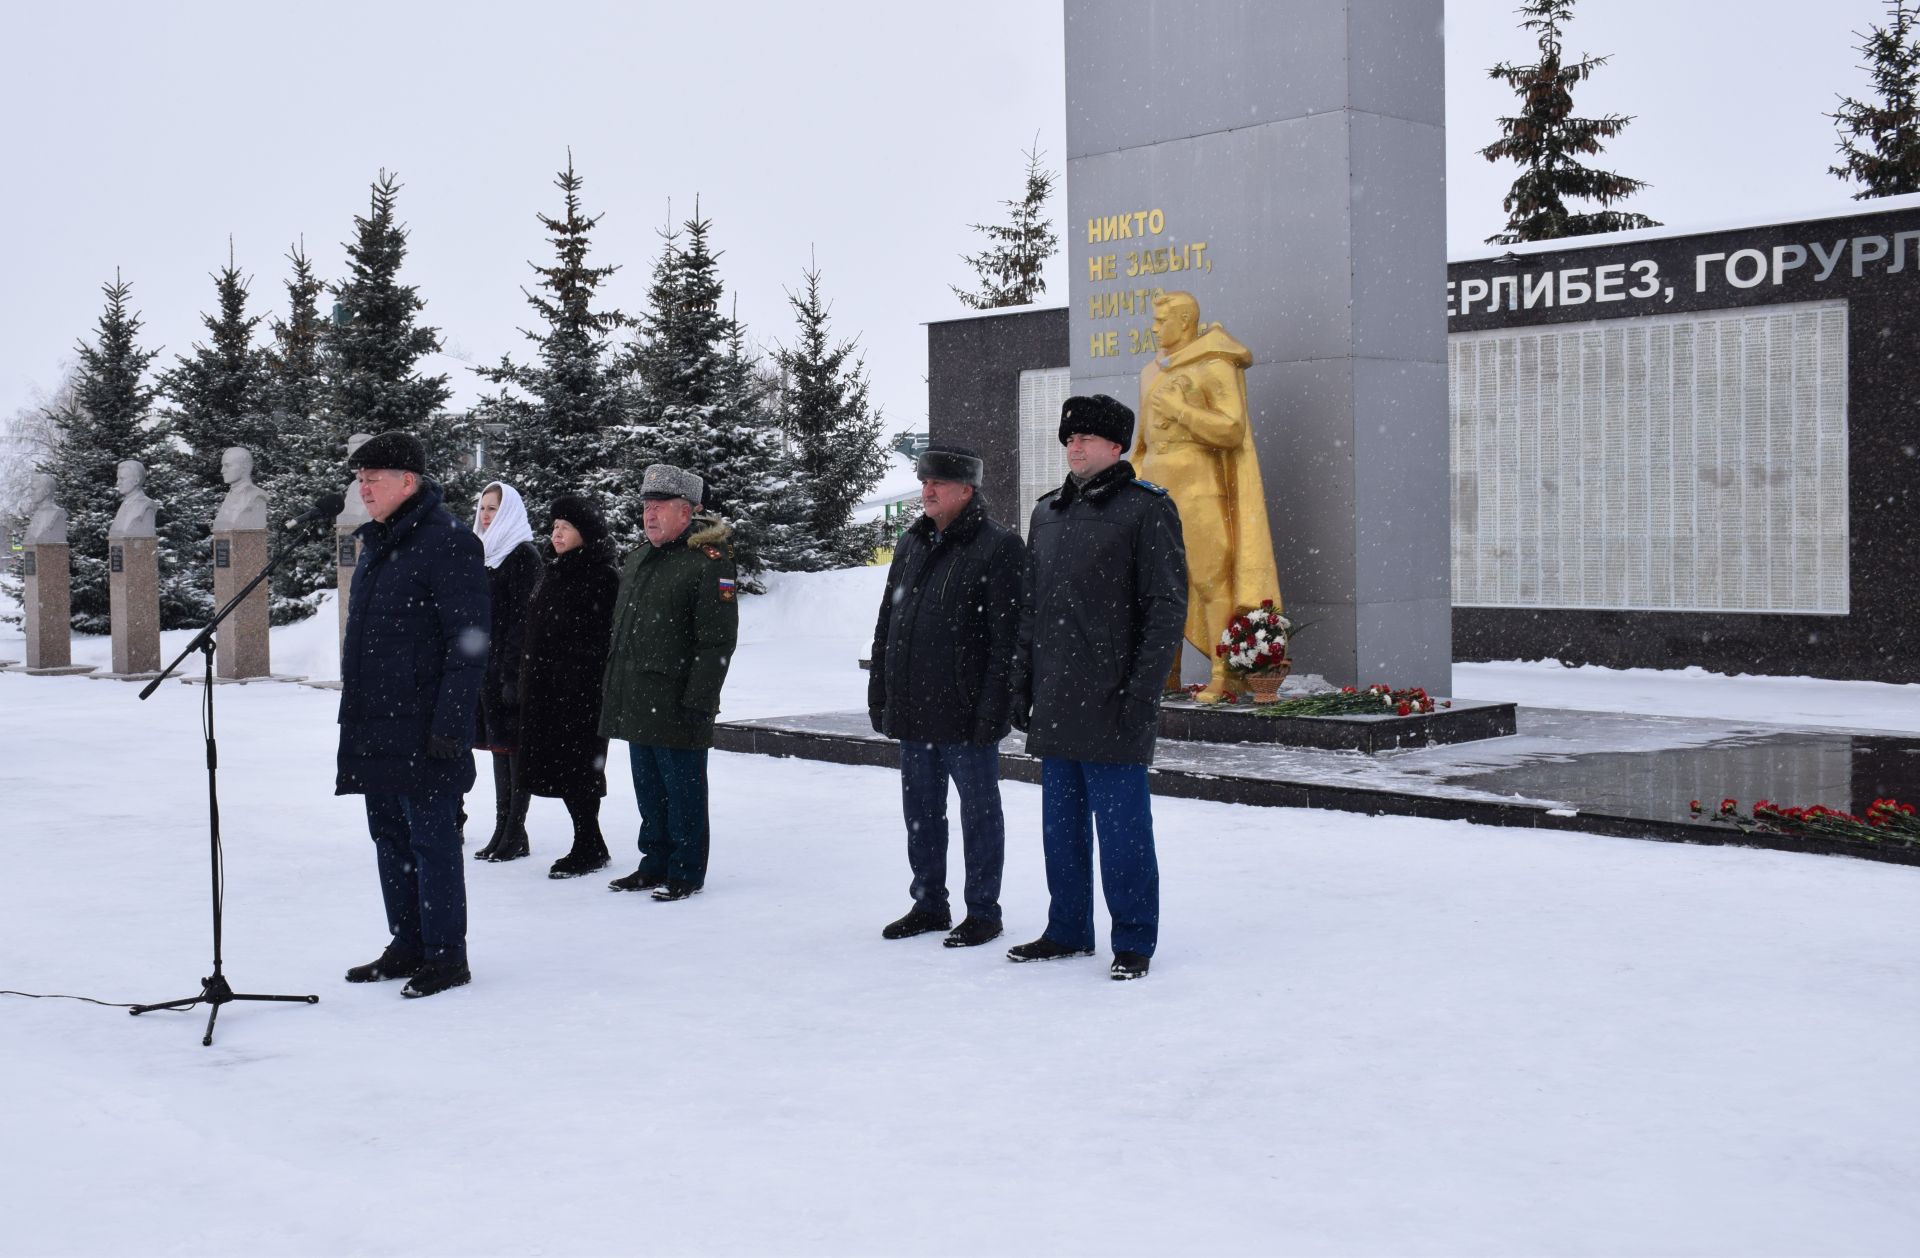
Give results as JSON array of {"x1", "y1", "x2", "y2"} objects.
[{"x1": 284, "y1": 492, "x2": 347, "y2": 531}]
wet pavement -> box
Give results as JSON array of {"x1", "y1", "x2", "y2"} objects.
[{"x1": 716, "y1": 706, "x2": 1920, "y2": 864}]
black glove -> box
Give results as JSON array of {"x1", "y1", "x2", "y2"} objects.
[
  {"x1": 868, "y1": 708, "x2": 885, "y2": 735},
  {"x1": 426, "y1": 734, "x2": 467, "y2": 761}
]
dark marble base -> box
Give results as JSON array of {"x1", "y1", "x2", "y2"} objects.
[
  {"x1": 1158, "y1": 697, "x2": 1516, "y2": 753},
  {"x1": 713, "y1": 709, "x2": 1920, "y2": 869}
]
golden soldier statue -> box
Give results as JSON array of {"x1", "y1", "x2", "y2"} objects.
[{"x1": 1132, "y1": 291, "x2": 1283, "y2": 702}]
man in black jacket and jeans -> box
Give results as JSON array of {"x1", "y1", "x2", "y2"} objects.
[
  {"x1": 869, "y1": 445, "x2": 1025, "y2": 948},
  {"x1": 1009, "y1": 396, "x2": 1187, "y2": 981}
]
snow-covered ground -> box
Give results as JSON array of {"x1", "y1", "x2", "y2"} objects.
[{"x1": 2, "y1": 571, "x2": 1917, "y2": 1256}]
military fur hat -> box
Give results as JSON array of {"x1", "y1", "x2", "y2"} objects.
[
  {"x1": 346, "y1": 430, "x2": 428, "y2": 476},
  {"x1": 640, "y1": 463, "x2": 704, "y2": 503},
  {"x1": 914, "y1": 443, "x2": 984, "y2": 487},
  {"x1": 1058, "y1": 394, "x2": 1134, "y2": 450}
]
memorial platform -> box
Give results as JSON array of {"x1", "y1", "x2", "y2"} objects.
[{"x1": 713, "y1": 707, "x2": 1920, "y2": 869}]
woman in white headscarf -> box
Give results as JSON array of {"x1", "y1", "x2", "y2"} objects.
[{"x1": 469, "y1": 480, "x2": 545, "y2": 862}]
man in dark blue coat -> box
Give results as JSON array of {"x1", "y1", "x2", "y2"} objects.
[
  {"x1": 868, "y1": 445, "x2": 1025, "y2": 948},
  {"x1": 1009, "y1": 395, "x2": 1187, "y2": 981},
  {"x1": 335, "y1": 431, "x2": 490, "y2": 999}
]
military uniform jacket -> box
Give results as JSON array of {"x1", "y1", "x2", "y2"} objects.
[
  {"x1": 1015, "y1": 460, "x2": 1188, "y2": 765},
  {"x1": 598, "y1": 517, "x2": 739, "y2": 751}
]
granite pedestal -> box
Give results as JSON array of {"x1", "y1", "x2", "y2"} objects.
[
  {"x1": 22, "y1": 543, "x2": 94, "y2": 675},
  {"x1": 211, "y1": 529, "x2": 270, "y2": 679},
  {"x1": 104, "y1": 535, "x2": 160, "y2": 679}
]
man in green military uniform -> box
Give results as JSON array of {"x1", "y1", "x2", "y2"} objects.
[{"x1": 600, "y1": 463, "x2": 739, "y2": 901}]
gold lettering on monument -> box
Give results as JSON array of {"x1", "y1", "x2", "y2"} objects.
[{"x1": 1083, "y1": 209, "x2": 1217, "y2": 358}]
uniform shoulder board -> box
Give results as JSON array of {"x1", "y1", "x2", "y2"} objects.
[
  {"x1": 1132, "y1": 478, "x2": 1170, "y2": 497},
  {"x1": 702, "y1": 544, "x2": 724, "y2": 560},
  {"x1": 1035, "y1": 485, "x2": 1061, "y2": 503}
]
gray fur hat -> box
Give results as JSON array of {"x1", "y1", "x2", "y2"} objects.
[
  {"x1": 914, "y1": 444, "x2": 984, "y2": 487},
  {"x1": 640, "y1": 463, "x2": 704, "y2": 503}
]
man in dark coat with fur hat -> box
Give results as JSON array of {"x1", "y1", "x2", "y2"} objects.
[
  {"x1": 1009, "y1": 395, "x2": 1187, "y2": 981},
  {"x1": 335, "y1": 431, "x2": 490, "y2": 999},
  {"x1": 868, "y1": 444, "x2": 1025, "y2": 949}
]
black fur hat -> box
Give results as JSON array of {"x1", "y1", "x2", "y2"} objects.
[
  {"x1": 1058, "y1": 394, "x2": 1134, "y2": 449},
  {"x1": 548, "y1": 493, "x2": 610, "y2": 545},
  {"x1": 346, "y1": 430, "x2": 427, "y2": 475}
]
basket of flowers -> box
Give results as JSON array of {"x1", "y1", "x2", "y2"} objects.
[{"x1": 1215, "y1": 600, "x2": 1293, "y2": 702}]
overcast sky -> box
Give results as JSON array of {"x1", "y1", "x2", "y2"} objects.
[{"x1": 0, "y1": 0, "x2": 1898, "y2": 443}]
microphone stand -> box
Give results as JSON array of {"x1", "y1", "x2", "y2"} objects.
[{"x1": 128, "y1": 524, "x2": 326, "y2": 1045}]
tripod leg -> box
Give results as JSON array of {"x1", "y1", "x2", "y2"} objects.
[
  {"x1": 203, "y1": 1000, "x2": 220, "y2": 1047},
  {"x1": 129, "y1": 996, "x2": 205, "y2": 1016},
  {"x1": 230, "y1": 992, "x2": 321, "y2": 1005}
]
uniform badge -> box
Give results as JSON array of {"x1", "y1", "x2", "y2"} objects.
[{"x1": 717, "y1": 577, "x2": 737, "y2": 602}]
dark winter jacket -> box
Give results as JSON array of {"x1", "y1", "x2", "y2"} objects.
[
  {"x1": 475, "y1": 540, "x2": 544, "y2": 750},
  {"x1": 868, "y1": 495, "x2": 1025, "y2": 745},
  {"x1": 1014, "y1": 460, "x2": 1187, "y2": 765},
  {"x1": 599, "y1": 516, "x2": 740, "y2": 751},
  {"x1": 336, "y1": 480, "x2": 490, "y2": 796},
  {"x1": 517, "y1": 540, "x2": 621, "y2": 797}
]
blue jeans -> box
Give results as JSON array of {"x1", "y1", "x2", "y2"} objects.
[
  {"x1": 628, "y1": 744, "x2": 710, "y2": 887},
  {"x1": 1040, "y1": 758, "x2": 1159, "y2": 957},
  {"x1": 899, "y1": 740, "x2": 1005, "y2": 922},
  {"x1": 364, "y1": 790, "x2": 468, "y2": 964}
]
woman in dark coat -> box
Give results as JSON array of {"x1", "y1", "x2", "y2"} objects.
[
  {"x1": 518, "y1": 493, "x2": 622, "y2": 878},
  {"x1": 470, "y1": 480, "x2": 545, "y2": 862}
]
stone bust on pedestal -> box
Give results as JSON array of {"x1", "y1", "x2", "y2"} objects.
[
  {"x1": 108, "y1": 459, "x2": 159, "y2": 539},
  {"x1": 212, "y1": 446, "x2": 269, "y2": 531},
  {"x1": 24, "y1": 472, "x2": 67, "y2": 545}
]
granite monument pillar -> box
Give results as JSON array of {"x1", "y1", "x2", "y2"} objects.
[{"x1": 1065, "y1": 0, "x2": 1450, "y2": 693}]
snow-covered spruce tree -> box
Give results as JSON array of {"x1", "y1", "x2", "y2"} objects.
[
  {"x1": 951, "y1": 140, "x2": 1059, "y2": 309},
  {"x1": 1831, "y1": 2, "x2": 1920, "y2": 198},
  {"x1": 263, "y1": 241, "x2": 338, "y2": 620},
  {"x1": 156, "y1": 248, "x2": 275, "y2": 619},
  {"x1": 774, "y1": 257, "x2": 887, "y2": 568},
  {"x1": 39, "y1": 274, "x2": 199, "y2": 631},
  {"x1": 1480, "y1": 0, "x2": 1659, "y2": 245},
  {"x1": 323, "y1": 170, "x2": 466, "y2": 497},
  {"x1": 609, "y1": 206, "x2": 798, "y2": 584},
  {"x1": 471, "y1": 152, "x2": 633, "y2": 519}
]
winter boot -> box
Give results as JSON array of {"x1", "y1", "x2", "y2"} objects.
[
  {"x1": 549, "y1": 833, "x2": 611, "y2": 879},
  {"x1": 882, "y1": 905, "x2": 953, "y2": 940},
  {"x1": 483, "y1": 778, "x2": 533, "y2": 862},
  {"x1": 485, "y1": 821, "x2": 531, "y2": 863},
  {"x1": 1110, "y1": 951, "x2": 1151, "y2": 981},
  {"x1": 1006, "y1": 937, "x2": 1096, "y2": 963},
  {"x1": 401, "y1": 959, "x2": 472, "y2": 999},
  {"x1": 650, "y1": 880, "x2": 701, "y2": 902},
  {"x1": 473, "y1": 755, "x2": 513, "y2": 860},
  {"x1": 344, "y1": 945, "x2": 422, "y2": 984},
  {"x1": 942, "y1": 916, "x2": 1004, "y2": 948},
  {"x1": 609, "y1": 867, "x2": 666, "y2": 893}
]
